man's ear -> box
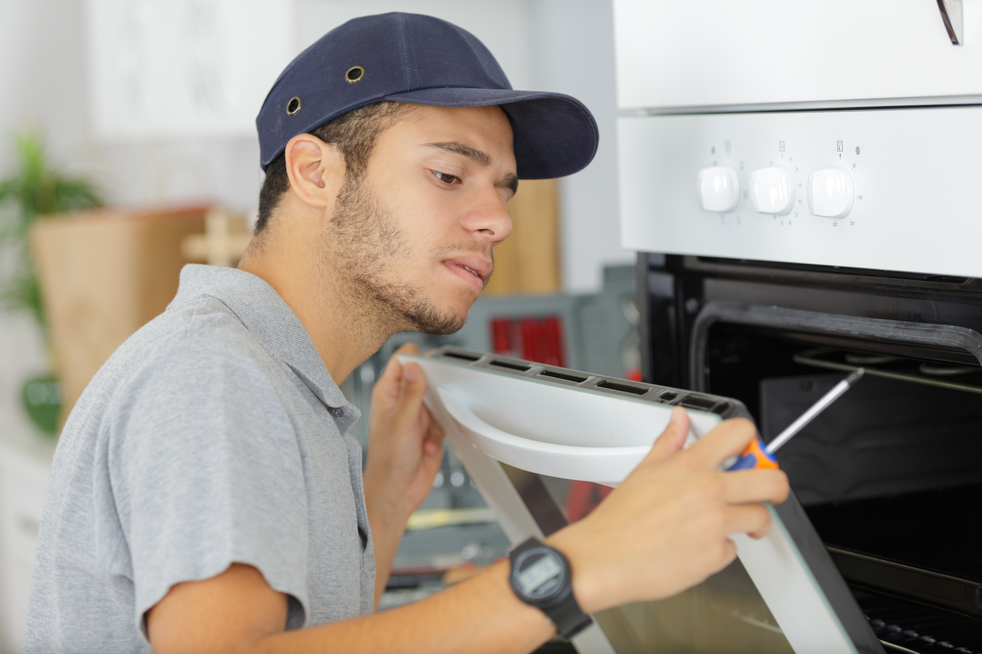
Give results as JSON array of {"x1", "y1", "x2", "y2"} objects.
[{"x1": 283, "y1": 133, "x2": 345, "y2": 208}]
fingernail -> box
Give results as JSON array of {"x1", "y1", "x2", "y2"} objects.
[
  {"x1": 404, "y1": 366, "x2": 417, "y2": 383},
  {"x1": 670, "y1": 406, "x2": 683, "y2": 423}
]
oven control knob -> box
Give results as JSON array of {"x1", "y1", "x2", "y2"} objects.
[
  {"x1": 750, "y1": 166, "x2": 796, "y2": 215},
  {"x1": 697, "y1": 165, "x2": 741, "y2": 213},
  {"x1": 808, "y1": 166, "x2": 855, "y2": 218}
]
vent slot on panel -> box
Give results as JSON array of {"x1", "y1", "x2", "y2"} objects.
[
  {"x1": 539, "y1": 370, "x2": 588, "y2": 384},
  {"x1": 443, "y1": 350, "x2": 481, "y2": 362},
  {"x1": 659, "y1": 391, "x2": 679, "y2": 402},
  {"x1": 597, "y1": 380, "x2": 648, "y2": 396},
  {"x1": 680, "y1": 395, "x2": 718, "y2": 411},
  {"x1": 490, "y1": 359, "x2": 532, "y2": 372}
]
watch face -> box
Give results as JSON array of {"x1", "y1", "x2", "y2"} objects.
[{"x1": 515, "y1": 549, "x2": 566, "y2": 601}]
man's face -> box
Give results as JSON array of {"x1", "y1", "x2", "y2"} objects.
[{"x1": 328, "y1": 104, "x2": 517, "y2": 335}]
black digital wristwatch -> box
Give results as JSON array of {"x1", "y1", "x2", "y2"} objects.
[{"x1": 508, "y1": 537, "x2": 593, "y2": 640}]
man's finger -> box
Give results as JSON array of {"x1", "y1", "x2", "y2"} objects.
[
  {"x1": 723, "y1": 503, "x2": 773, "y2": 539},
  {"x1": 373, "y1": 343, "x2": 424, "y2": 403},
  {"x1": 423, "y1": 424, "x2": 446, "y2": 456},
  {"x1": 721, "y1": 468, "x2": 791, "y2": 506},
  {"x1": 377, "y1": 343, "x2": 420, "y2": 384},
  {"x1": 684, "y1": 417, "x2": 758, "y2": 470},
  {"x1": 390, "y1": 362, "x2": 429, "y2": 432},
  {"x1": 641, "y1": 406, "x2": 690, "y2": 466}
]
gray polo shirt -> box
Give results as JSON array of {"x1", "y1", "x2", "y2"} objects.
[{"x1": 24, "y1": 265, "x2": 375, "y2": 652}]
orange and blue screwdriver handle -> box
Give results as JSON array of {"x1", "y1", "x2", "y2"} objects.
[{"x1": 727, "y1": 438, "x2": 779, "y2": 471}]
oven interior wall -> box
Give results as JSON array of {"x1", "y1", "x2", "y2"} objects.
[{"x1": 702, "y1": 322, "x2": 982, "y2": 650}]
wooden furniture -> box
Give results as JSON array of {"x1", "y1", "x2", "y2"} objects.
[
  {"x1": 31, "y1": 206, "x2": 208, "y2": 424},
  {"x1": 484, "y1": 179, "x2": 561, "y2": 295}
]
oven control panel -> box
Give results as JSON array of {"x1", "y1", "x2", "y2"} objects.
[{"x1": 618, "y1": 106, "x2": 982, "y2": 278}]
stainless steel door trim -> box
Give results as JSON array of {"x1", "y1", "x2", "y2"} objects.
[{"x1": 688, "y1": 302, "x2": 982, "y2": 393}]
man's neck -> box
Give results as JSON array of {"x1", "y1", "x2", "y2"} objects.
[{"x1": 238, "y1": 236, "x2": 400, "y2": 386}]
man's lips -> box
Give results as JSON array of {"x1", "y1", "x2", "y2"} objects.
[{"x1": 444, "y1": 256, "x2": 493, "y2": 286}]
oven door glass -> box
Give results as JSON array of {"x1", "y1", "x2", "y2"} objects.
[{"x1": 401, "y1": 350, "x2": 884, "y2": 654}]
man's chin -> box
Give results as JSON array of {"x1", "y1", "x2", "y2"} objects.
[
  {"x1": 401, "y1": 299, "x2": 470, "y2": 336},
  {"x1": 411, "y1": 310, "x2": 467, "y2": 336}
]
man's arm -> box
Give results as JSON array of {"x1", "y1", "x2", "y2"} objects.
[
  {"x1": 147, "y1": 412, "x2": 789, "y2": 654},
  {"x1": 361, "y1": 343, "x2": 446, "y2": 606}
]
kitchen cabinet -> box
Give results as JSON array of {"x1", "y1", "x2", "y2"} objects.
[
  {"x1": 0, "y1": 441, "x2": 52, "y2": 654},
  {"x1": 87, "y1": 0, "x2": 297, "y2": 140}
]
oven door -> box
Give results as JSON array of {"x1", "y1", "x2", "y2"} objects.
[{"x1": 399, "y1": 348, "x2": 884, "y2": 654}]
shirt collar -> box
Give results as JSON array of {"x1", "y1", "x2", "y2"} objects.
[{"x1": 169, "y1": 264, "x2": 360, "y2": 432}]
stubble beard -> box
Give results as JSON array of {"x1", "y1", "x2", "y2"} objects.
[{"x1": 328, "y1": 175, "x2": 469, "y2": 336}]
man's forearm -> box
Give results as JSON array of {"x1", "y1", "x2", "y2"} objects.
[
  {"x1": 250, "y1": 561, "x2": 557, "y2": 654},
  {"x1": 366, "y1": 503, "x2": 409, "y2": 607}
]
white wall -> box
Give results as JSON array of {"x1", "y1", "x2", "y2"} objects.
[
  {"x1": 0, "y1": 0, "x2": 88, "y2": 453},
  {"x1": 529, "y1": 0, "x2": 629, "y2": 292}
]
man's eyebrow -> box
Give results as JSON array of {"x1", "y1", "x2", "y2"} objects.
[
  {"x1": 424, "y1": 141, "x2": 519, "y2": 196},
  {"x1": 426, "y1": 141, "x2": 492, "y2": 166}
]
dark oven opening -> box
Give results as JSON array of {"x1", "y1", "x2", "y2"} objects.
[{"x1": 701, "y1": 318, "x2": 982, "y2": 652}]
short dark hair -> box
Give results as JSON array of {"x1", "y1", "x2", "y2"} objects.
[{"x1": 255, "y1": 101, "x2": 416, "y2": 234}]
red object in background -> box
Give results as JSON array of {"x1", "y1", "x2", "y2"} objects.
[
  {"x1": 491, "y1": 318, "x2": 512, "y2": 355},
  {"x1": 564, "y1": 480, "x2": 613, "y2": 522},
  {"x1": 489, "y1": 315, "x2": 566, "y2": 367}
]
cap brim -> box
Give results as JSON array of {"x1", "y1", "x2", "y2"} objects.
[{"x1": 383, "y1": 87, "x2": 599, "y2": 179}]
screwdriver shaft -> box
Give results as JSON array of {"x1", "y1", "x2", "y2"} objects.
[{"x1": 766, "y1": 368, "x2": 865, "y2": 454}]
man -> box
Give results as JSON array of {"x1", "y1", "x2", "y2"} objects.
[{"x1": 25, "y1": 12, "x2": 788, "y2": 653}]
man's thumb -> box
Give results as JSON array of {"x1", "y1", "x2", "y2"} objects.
[
  {"x1": 393, "y1": 362, "x2": 427, "y2": 423},
  {"x1": 643, "y1": 406, "x2": 690, "y2": 464}
]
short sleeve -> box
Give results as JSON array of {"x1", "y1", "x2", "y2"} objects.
[{"x1": 107, "y1": 332, "x2": 310, "y2": 638}]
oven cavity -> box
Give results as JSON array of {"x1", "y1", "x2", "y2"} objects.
[{"x1": 698, "y1": 318, "x2": 982, "y2": 650}]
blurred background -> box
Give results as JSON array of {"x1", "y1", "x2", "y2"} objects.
[{"x1": 0, "y1": 0, "x2": 634, "y2": 649}]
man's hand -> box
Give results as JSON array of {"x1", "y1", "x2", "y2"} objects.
[
  {"x1": 362, "y1": 343, "x2": 446, "y2": 604},
  {"x1": 549, "y1": 407, "x2": 790, "y2": 614}
]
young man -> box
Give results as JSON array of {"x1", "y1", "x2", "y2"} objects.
[{"x1": 25, "y1": 13, "x2": 789, "y2": 654}]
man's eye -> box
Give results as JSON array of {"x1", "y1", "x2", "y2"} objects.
[{"x1": 432, "y1": 170, "x2": 462, "y2": 185}]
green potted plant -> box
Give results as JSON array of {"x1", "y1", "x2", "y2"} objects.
[{"x1": 0, "y1": 130, "x2": 102, "y2": 435}]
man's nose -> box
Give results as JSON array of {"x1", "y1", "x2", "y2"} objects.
[{"x1": 463, "y1": 186, "x2": 513, "y2": 244}]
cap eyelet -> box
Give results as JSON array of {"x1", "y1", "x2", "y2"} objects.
[
  {"x1": 286, "y1": 96, "x2": 302, "y2": 116},
  {"x1": 345, "y1": 66, "x2": 365, "y2": 84}
]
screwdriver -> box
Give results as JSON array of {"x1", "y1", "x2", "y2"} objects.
[{"x1": 725, "y1": 368, "x2": 865, "y2": 471}]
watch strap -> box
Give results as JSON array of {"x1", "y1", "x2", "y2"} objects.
[
  {"x1": 548, "y1": 593, "x2": 594, "y2": 640},
  {"x1": 509, "y1": 537, "x2": 594, "y2": 640}
]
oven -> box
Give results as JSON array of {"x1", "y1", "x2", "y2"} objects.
[{"x1": 615, "y1": 1, "x2": 982, "y2": 651}]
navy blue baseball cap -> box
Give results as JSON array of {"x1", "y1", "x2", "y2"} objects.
[{"x1": 256, "y1": 12, "x2": 599, "y2": 179}]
